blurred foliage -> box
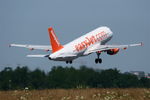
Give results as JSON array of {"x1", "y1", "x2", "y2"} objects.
[{"x1": 0, "y1": 65, "x2": 150, "y2": 90}]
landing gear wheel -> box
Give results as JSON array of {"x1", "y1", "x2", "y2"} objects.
[
  {"x1": 69, "y1": 61, "x2": 72, "y2": 64},
  {"x1": 95, "y1": 58, "x2": 102, "y2": 64},
  {"x1": 66, "y1": 61, "x2": 72, "y2": 64},
  {"x1": 98, "y1": 58, "x2": 102, "y2": 63},
  {"x1": 95, "y1": 59, "x2": 98, "y2": 64},
  {"x1": 66, "y1": 61, "x2": 69, "y2": 64}
]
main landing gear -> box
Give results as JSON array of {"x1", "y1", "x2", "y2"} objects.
[
  {"x1": 66, "y1": 61, "x2": 72, "y2": 64},
  {"x1": 95, "y1": 52, "x2": 102, "y2": 64}
]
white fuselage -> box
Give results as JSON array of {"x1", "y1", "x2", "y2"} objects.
[{"x1": 49, "y1": 26, "x2": 113, "y2": 61}]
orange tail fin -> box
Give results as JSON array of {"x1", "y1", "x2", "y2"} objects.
[{"x1": 48, "y1": 27, "x2": 63, "y2": 53}]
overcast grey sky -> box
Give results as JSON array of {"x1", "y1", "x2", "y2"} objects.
[{"x1": 0, "y1": 0, "x2": 149, "y2": 72}]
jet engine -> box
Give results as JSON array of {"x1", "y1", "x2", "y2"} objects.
[{"x1": 107, "y1": 48, "x2": 119, "y2": 55}]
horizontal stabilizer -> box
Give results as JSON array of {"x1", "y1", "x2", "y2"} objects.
[
  {"x1": 9, "y1": 44, "x2": 52, "y2": 51},
  {"x1": 26, "y1": 54, "x2": 49, "y2": 57}
]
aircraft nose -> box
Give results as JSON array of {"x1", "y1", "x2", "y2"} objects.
[
  {"x1": 109, "y1": 29, "x2": 113, "y2": 36},
  {"x1": 109, "y1": 28, "x2": 113, "y2": 34}
]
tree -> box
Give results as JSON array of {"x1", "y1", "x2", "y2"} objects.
[
  {"x1": 117, "y1": 74, "x2": 140, "y2": 88},
  {"x1": 0, "y1": 67, "x2": 13, "y2": 90},
  {"x1": 140, "y1": 77, "x2": 150, "y2": 88},
  {"x1": 29, "y1": 68, "x2": 47, "y2": 89},
  {"x1": 12, "y1": 66, "x2": 30, "y2": 89},
  {"x1": 0, "y1": 65, "x2": 149, "y2": 90},
  {"x1": 98, "y1": 68, "x2": 120, "y2": 88}
]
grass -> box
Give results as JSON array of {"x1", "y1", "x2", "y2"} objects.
[{"x1": 0, "y1": 88, "x2": 150, "y2": 100}]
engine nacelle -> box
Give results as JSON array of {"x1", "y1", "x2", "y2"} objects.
[{"x1": 107, "y1": 48, "x2": 119, "y2": 55}]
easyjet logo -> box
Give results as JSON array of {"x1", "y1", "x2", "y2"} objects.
[
  {"x1": 75, "y1": 31, "x2": 108, "y2": 52},
  {"x1": 51, "y1": 30, "x2": 60, "y2": 46}
]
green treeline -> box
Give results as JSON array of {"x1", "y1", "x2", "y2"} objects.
[{"x1": 0, "y1": 66, "x2": 150, "y2": 90}]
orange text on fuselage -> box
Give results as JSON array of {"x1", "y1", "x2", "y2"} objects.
[{"x1": 75, "y1": 31, "x2": 108, "y2": 52}]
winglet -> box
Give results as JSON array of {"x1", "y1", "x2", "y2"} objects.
[
  {"x1": 48, "y1": 27, "x2": 63, "y2": 53},
  {"x1": 9, "y1": 44, "x2": 11, "y2": 47},
  {"x1": 140, "y1": 42, "x2": 144, "y2": 46}
]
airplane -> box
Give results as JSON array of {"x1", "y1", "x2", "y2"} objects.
[{"x1": 9, "y1": 26, "x2": 143, "y2": 64}]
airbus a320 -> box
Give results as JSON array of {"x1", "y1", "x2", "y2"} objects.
[{"x1": 10, "y1": 26, "x2": 142, "y2": 64}]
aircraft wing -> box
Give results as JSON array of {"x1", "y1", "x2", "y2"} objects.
[
  {"x1": 85, "y1": 42, "x2": 143, "y2": 54},
  {"x1": 9, "y1": 44, "x2": 52, "y2": 51}
]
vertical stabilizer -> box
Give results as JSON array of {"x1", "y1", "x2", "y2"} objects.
[{"x1": 48, "y1": 27, "x2": 63, "y2": 53}]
